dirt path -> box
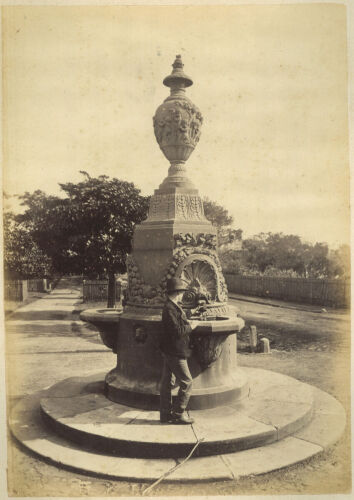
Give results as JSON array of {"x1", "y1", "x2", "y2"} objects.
[{"x1": 230, "y1": 297, "x2": 350, "y2": 353}]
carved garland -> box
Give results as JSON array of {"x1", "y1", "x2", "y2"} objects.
[
  {"x1": 174, "y1": 232, "x2": 217, "y2": 250},
  {"x1": 126, "y1": 245, "x2": 228, "y2": 306}
]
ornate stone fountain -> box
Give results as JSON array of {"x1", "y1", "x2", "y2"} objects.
[{"x1": 81, "y1": 55, "x2": 248, "y2": 409}]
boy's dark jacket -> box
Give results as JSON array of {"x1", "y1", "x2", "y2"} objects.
[{"x1": 160, "y1": 298, "x2": 192, "y2": 358}]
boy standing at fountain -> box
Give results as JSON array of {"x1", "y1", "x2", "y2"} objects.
[{"x1": 160, "y1": 278, "x2": 198, "y2": 424}]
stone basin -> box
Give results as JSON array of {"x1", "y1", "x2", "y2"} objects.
[
  {"x1": 80, "y1": 306, "x2": 248, "y2": 410},
  {"x1": 191, "y1": 315, "x2": 245, "y2": 336},
  {"x1": 81, "y1": 307, "x2": 122, "y2": 321},
  {"x1": 80, "y1": 308, "x2": 244, "y2": 347},
  {"x1": 80, "y1": 307, "x2": 122, "y2": 353}
]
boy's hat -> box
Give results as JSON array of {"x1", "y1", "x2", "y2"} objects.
[{"x1": 166, "y1": 278, "x2": 189, "y2": 294}]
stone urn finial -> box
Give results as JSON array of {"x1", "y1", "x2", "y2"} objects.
[
  {"x1": 153, "y1": 55, "x2": 203, "y2": 189},
  {"x1": 162, "y1": 54, "x2": 193, "y2": 89}
]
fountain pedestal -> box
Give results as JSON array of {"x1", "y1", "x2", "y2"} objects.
[
  {"x1": 81, "y1": 55, "x2": 248, "y2": 410},
  {"x1": 103, "y1": 311, "x2": 248, "y2": 410}
]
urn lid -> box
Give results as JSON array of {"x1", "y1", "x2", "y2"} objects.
[{"x1": 163, "y1": 55, "x2": 193, "y2": 88}]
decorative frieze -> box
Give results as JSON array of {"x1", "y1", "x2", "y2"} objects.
[
  {"x1": 175, "y1": 194, "x2": 204, "y2": 220},
  {"x1": 146, "y1": 193, "x2": 205, "y2": 221},
  {"x1": 147, "y1": 194, "x2": 175, "y2": 221}
]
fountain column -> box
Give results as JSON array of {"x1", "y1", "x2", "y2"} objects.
[{"x1": 98, "y1": 56, "x2": 248, "y2": 409}]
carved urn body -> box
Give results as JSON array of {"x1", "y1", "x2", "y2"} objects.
[{"x1": 153, "y1": 56, "x2": 203, "y2": 167}]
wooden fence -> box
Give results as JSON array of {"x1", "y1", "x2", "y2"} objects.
[
  {"x1": 224, "y1": 274, "x2": 350, "y2": 308},
  {"x1": 83, "y1": 280, "x2": 123, "y2": 303},
  {"x1": 27, "y1": 279, "x2": 51, "y2": 292},
  {"x1": 4, "y1": 280, "x2": 28, "y2": 302}
]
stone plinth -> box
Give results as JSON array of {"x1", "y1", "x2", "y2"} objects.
[{"x1": 39, "y1": 368, "x2": 315, "y2": 459}]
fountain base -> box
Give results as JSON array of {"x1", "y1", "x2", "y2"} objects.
[
  {"x1": 104, "y1": 364, "x2": 249, "y2": 410},
  {"x1": 9, "y1": 367, "x2": 346, "y2": 481}
]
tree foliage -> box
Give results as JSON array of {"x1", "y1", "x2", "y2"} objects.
[
  {"x1": 220, "y1": 232, "x2": 350, "y2": 279},
  {"x1": 4, "y1": 212, "x2": 54, "y2": 279},
  {"x1": 203, "y1": 197, "x2": 233, "y2": 230},
  {"x1": 328, "y1": 244, "x2": 351, "y2": 279},
  {"x1": 14, "y1": 173, "x2": 150, "y2": 305},
  {"x1": 15, "y1": 190, "x2": 72, "y2": 274},
  {"x1": 203, "y1": 197, "x2": 242, "y2": 245}
]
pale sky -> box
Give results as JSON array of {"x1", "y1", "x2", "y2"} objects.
[{"x1": 2, "y1": 4, "x2": 350, "y2": 247}]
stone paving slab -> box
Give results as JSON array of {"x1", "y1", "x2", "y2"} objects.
[
  {"x1": 293, "y1": 388, "x2": 346, "y2": 448},
  {"x1": 221, "y1": 436, "x2": 323, "y2": 478},
  {"x1": 245, "y1": 367, "x2": 312, "y2": 396},
  {"x1": 253, "y1": 382, "x2": 313, "y2": 403},
  {"x1": 40, "y1": 373, "x2": 108, "y2": 398},
  {"x1": 41, "y1": 393, "x2": 115, "y2": 419},
  {"x1": 311, "y1": 385, "x2": 348, "y2": 415},
  {"x1": 191, "y1": 410, "x2": 276, "y2": 449},
  {"x1": 239, "y1": 399, "x2": 313, "y2": 437},
  {"x1": 172, "y1": 454, "x2": 234, "y2": 481}
]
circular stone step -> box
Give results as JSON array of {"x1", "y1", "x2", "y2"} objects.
[
  {"x1": 39, "y1": 368, "x2": 314, "y2": 458},
  {"x1": 9, "y1": 368, "x2": 346, "y2": 483}
]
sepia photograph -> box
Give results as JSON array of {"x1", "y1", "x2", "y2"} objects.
[{"x1": 1, "y1": 1, "x2": 352, "y2": 498}]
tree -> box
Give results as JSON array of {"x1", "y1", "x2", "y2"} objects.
[
  {"x1": 302, "y1": 242, "x2": 330, "y2": 278},
  {"x1": 219, "y1": 248, "x2": 245, "y2": 274},
  {"x1": 241, "y1": 233, "x2": 275, "y2": 273},
  {"x1": 203, "y1": 197, "x2": 242, "y2": 247},
  {"x1": 16, "y1": 190, "x2": 74, "y2": 274},
  {"x1": 16, "y1": 172, "x2": 150, "y2": 307},
  {"x1": 3, "y1": 212, "x2": 53, "y2": 279},
  {"x1": 263, "y1": 233, "x2": 309, "y2": 276},
  {"x1": 221, "y1": 232, "x2": 345, "y2": 279},
  {"x1": 328, "y1": 244, "x2": 350, "y2": 278},
  {"x1": 203, "y1": 197, "x2": 233, "y2": 232}
]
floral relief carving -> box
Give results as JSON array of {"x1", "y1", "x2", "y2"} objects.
[
  {"x1": 204, "y1": 304, "x2": 229, "y2": 316},
  {"x1": 153, "y1": 100, "x2": 203, "y2": 152},
  {"x1": 147, "y1": 194, "x2": 174, "y2": 221},
  {"x1": 126, "y1": 256, "x2": 165, "y2": 305},
  {"x1": 192, "y1": 334, "x2": 228, "y2": 368},
  {"x1": 146, "y1": 194, "x2": 205, "y2": 221},
  {"x1": 126, "y1": 246, "x2": 228, "y2": 306},
  {"x1": 175, "y1": 195, "x2": 204, "y2": 220},
  {"x1": 174, "y1": 232, "x2": 217, "y2": 250}
]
